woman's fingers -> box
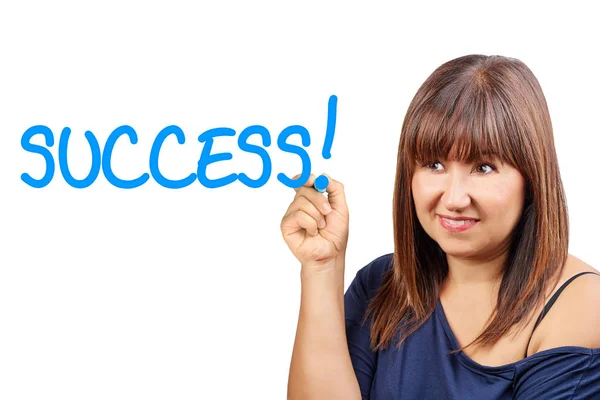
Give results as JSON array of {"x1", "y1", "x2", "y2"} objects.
[
  {"x1": 290, "y1": 173, "x2": 332, "y2": 216},
  {"x1": 281, "y1": 172, "x2": 349, "y2": 267},
  {"x1": 320, "y1": 174, "x2": 348, "y2": 217},
  {"x1": 285, "y1": 209, "x2": 319, "y2": 237},
  {"x1": 284, "y1": 196, "x2": 327, "y2": 229}
]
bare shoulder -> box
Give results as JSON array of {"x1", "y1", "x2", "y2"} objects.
[
  {"x1": 534, "y1": 253, "x2": 600, "y2": 353},
  {"x1": 563, "y1": 253, "x2": 598, "y2": 275}
]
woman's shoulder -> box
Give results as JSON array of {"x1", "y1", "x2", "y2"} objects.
[
  {"x1": 358, "y1": 253, "x2": 394, "y2": 281},
  {"x1": 533, "y1": 253, "x2": 600, "y2": 354},
  {"x1": 349, "y1": 253, "x2": 394, "y2": 298}
]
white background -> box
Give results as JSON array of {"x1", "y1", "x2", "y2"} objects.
[{"x1": 1, "y1": 1, "x2": 599, "y2": 399}]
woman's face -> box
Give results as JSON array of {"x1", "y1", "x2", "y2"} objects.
[{"x1": 411, "y1": 155, "x2": 526, "y2": 260}]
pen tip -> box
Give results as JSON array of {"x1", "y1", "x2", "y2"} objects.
[{"x1": 314, "y1": 175, "x2": 329, "y2": 193}]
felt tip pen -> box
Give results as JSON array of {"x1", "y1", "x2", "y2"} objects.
[{"x1": 313, "y1": 174, "x2": 329, "y2": 193}]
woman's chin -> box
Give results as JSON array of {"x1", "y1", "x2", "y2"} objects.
[{"x1": 437, "y1": 242, "x2": 479, "y2": 258}]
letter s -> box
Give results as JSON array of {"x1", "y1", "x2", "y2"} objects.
[
  {"x1": 277, "y1": 125, "x2": 311, "y2": 188},
  {"x1": 238, "y1": 125, "x2": 271, "y2": 188},
  {"x1": 21, "y1": 125, "x2": 55, "y2": 188}
]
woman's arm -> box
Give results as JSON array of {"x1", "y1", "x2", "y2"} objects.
[{"x1": 287, "y1": 254, "x2": 362, "y2": 400}]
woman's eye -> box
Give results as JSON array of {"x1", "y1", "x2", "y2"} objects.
[
  {"x1": 475, "y1": 163, "x2": 496, "y2": 174},
  {"x1": 426, "y1": 161, "x2": 443, "y2": 171},
  {"x1": 420, "y1": 161, "x2": 497, "y2": 174}
]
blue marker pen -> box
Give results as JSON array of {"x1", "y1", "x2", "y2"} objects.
[{"x1": 313, "y1": 174, "x2": 329, "y2": 193}]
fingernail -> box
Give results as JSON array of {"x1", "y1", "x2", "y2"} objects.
[
  {"x1": 318, "y1": 219, "x2": 326, "y2": 229},
  {"x1": 322, "y1": 202, "x2": 332, "y2": 214}
]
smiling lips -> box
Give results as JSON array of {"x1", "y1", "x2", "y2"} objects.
[{"x1": 438, "y1": 215, "x2": 479, "y2": 233}]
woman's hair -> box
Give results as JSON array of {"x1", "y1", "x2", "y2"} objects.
[{"x1": 364, "y1": 54, "x2": 569, "y2": 352}]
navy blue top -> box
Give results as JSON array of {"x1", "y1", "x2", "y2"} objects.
[{"x1": 344, "y1": 253, "x2": 600, "y2": 399}]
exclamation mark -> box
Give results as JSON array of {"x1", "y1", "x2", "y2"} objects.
[{"x1": 313, "y1": 95, "x2": 337, "y2": 193}]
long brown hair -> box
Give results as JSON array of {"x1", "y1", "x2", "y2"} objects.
[{"x1": 364, "y1": 54, "x2": 569, "y2": 352}]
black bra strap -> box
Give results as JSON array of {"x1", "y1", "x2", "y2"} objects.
[{"x1": 525, "y1": 271, "x2": 599, "y2": 357}]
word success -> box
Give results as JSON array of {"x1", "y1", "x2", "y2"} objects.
[{"x1": 20, "y1": 96, "x2": 337, "y2": 189}]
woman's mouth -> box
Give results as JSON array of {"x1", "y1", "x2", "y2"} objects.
[{"x1": 439, "y1": 216, "x2": 479, "y2": 232}]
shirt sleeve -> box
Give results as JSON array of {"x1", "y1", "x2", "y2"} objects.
[
  {"x1": 512, "y1": 347, "x2": 600, "y2": 399},
  {"x1": 344, "y1": 253, "x2": 393, "y2": 399}
]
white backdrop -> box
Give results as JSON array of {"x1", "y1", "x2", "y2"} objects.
[{"x1": 1, "y1": 1, "x2": 598, "y2": 399}]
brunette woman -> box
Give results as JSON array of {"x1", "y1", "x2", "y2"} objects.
[{"x1": 282, "y1": 55, "x2": 600, "y2": 399}]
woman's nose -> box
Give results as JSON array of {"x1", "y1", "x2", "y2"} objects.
[{"x1": 441, "y1": 172, "x2": 471, "y2": 210}]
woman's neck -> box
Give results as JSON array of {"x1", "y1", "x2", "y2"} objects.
[{"x1": 441, "y1": 252, "x2": 507, "y2": 304}]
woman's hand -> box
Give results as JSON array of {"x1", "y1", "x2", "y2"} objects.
[{"x1": 280, "y1": 174, "x2": 349, "y2": 270}]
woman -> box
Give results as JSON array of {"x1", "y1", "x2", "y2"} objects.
[{"x1": 282, "y1": 55, "x2": 600, "y2": 399}]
